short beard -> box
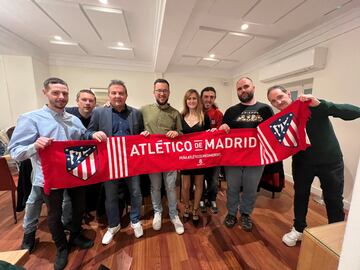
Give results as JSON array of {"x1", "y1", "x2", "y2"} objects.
[
  {"x1": 238, "y1": 92, "x2": 254, "y2": 103},
  {"x1": 156, "y1": 99, "x2": 168, "y2": 106},
  {"x1": 52, "y1": 101, "x2": 66, "y2": 110}
]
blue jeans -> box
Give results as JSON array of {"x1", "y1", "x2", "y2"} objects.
[
  {"x1": 225, "y1": 166, "x2": 264, "y2": 216},
  {"x1": 104, "y1": 176, "x2": 142, "y2": 228},
  {"x1": 149, "y1": 171, "x2": 178, "y2": 219},
  {"x1": 127, "y1": 176, "x2": 142, "y2": 224},
  {"x1": 23, "y1": 186, "x2": 43, "y2": 234}
]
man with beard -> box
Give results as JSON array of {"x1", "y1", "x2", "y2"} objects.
[
  {"x1": 9, "y1": 77, "x2": 103, "y2": 270},
  {"x1": 199, "y1": 87, "x2": 223, "y2": 214},
  {"x1": 267, "y1": 85, "x2": 360, "y2": 246},
  {"x1": 18, "y1": 89, "x2": 98, "y2": 235},
  {"x1": 140, "y1": 79, "x2": 184, "y2": 235},
  {"x1": 219, "y1": 77, "x2": 273, "y2": 231}
]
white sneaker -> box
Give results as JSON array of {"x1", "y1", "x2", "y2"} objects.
[
  {"x1": 102, "y1": 224, "x2": 121, "y2": 245},
  {"x1": 131, "y1": 221, "x2": 143, "y2": 238},
  {"x1": 171, "y1": 215, "x2": 184, "y2": 235},
  {"x1": 152, "y1": 212, "x2": 162, "y2": 231},
  {"x1": 282, "y1": 227, "x2": 303, "y2": 247}
]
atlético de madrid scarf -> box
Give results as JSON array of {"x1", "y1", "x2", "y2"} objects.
[{"x1": 40, "y1": 100, "x2": 310, "y2": 193}]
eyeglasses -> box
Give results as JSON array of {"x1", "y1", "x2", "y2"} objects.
[{"x1": 154, "y1": 89, "x2": 169, "y2": 94}]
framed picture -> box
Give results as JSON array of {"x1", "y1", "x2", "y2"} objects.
[{"x1": 90, "y1": 87, "x2": 108, "y2": 106}]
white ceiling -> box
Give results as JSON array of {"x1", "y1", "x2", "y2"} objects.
[{"x1": 0, "y1": 0, "x2": 359, "y2": 76}]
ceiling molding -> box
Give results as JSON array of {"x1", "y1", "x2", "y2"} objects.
[
  {"x1": 152, "y1": 0, "x2": 166, "y2": 68},
  {"x1": 31, "y1": 0, "x2": 72, "y2": 39},
  {"x1": 0, "y1": 24, "x2": 48, "y2": 64},
  {"x1": 233, "y1": 6, "x2": 360, "y2": 78},
  {"x1": 49, "y1": 54, "x2": 153, "y2": 72},
  {"x1": 153, "y1": 0, "x2": 197, "y2": 73}
]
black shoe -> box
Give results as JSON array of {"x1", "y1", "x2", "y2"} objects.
[
  {"x1": 21, "y1": 231, "x2": 36, "y2": 252},
  {"x1": 192, "y1": 208, "x2": 200, "y2": 227},
  {"x1": 224, "y1": 214, "x2": 237, "y2": 228},
  {"x1": 183, "y1": 206, "x2": 190, "y2": 223},
  {"x1": 199, "y1": 201, "x2": 207, "y2": 213},
  {"x1": 69, "y1": 233, "x2": 94, "y2": 249},
  {"x1": 241, "y1": 214, "x2": 252, "y2": 231},
  {"x1": 54, "y1": 247, "x2": 68, "y2": 270}
]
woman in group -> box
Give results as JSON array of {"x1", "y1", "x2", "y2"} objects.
[{"x1": 180, "y1": 89, "x2": 212, "y2": 225}]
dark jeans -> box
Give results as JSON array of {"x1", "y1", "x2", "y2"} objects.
[
  {"x1": 42, "y1": 186, "x2": 86, "y2": 249},
  {"x1": 104, "y1": 179, "x2": 128, "y2": 228},
  {"x1": 292, "y1": 159, "x2": 345, "y2": 232}
]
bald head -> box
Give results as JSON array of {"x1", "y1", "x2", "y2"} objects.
[{"x1": 236, "y1": 77, "x2": 255, "y2": 104}]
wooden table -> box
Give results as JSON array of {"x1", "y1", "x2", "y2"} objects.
[
  {"x1": 0, "y1": 249, "x2": 29, "y2": 266},
  {"x1": 297, "y1": 221, "x2": 346, "y2": 270}
]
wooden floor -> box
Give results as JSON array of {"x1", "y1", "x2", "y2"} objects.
[{"x1": 0, "y1": 181, "x2": 329, "y2": 270}]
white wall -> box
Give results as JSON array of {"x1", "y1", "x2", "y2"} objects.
[
  {"x1": 0, "y1": 56, "x2": 13, "y2": 129},
  {"x1": 50, "y1": 66, "x2": 156, "y2": 109},
  {"x1": 233, "y1": 27, "x2": 360, "y2": 207},
  {"x1": 1, "y1": 60, "x2": 232, "y2": 129},
  {"x1": 0, "y1": 55, "x2": 45, "y2": 129},
  {"x1": 49, "y1": 65, "x2": 233, "y2": 112},
  {"x1": 163, "y1": 73, "x2": 233, "y2": 113},
  {"x1": 32, "y1": 58, "x2": 49, "y2": 106},
  {"x1": 339, "y1": 157, "x2": 360, "y2": 269}
]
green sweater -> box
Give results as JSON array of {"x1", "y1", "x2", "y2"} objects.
[
  {"x1": 140, "y1": 103, "x2": 183, "y2": 135},
  {"x1": 293, "y1": 99, "x2": 360, "y2": 165}
]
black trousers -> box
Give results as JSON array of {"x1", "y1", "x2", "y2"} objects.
[
  {"x1": 42, "y1": 186, "x2": 86, "y2": 250},
  {"x1": 201, "y1": 166, "x2": 220, "y2": 202},
  {"x1": 292, "y1": 159, "x2": 345, "y2": 232}
]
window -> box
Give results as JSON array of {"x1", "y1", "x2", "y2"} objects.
[{"x1": 282, "y1": 78, "x2": 313, "y2": 100}]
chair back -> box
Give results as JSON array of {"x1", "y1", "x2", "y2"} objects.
[{"x1": 0, "y1": 157, "x2": 16, "y2": 191}]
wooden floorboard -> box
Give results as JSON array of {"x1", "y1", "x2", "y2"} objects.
[{"x1": 0, "y1": 181, "x2": 329, "y2": 270}]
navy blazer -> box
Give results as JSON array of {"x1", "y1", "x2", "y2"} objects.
[{"x1": 85, "y1": 105, "x2": 144, "y2": 139}]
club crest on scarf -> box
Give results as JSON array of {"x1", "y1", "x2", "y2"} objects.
[
  {"x1": 65, "y1": 145, "x2": 98, "y2": 180},
  {"x1": 269, "y1": 113, "x2": 299, "y2": 148}
]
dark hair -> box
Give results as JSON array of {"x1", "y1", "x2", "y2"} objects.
[
  {"x1": 200, "y1": 86, "x2": 216, "y2": 98},
  {"x1": 76, "y1": 89, "x2": 96, "y2": 102},
  {"x1": 108, "y1": 80, "x2": 127, "y2": 94},
  {"x1": 267, "y1": 85, "x2": 287, "y2": 96},
  {"x1": 43, "y1": 77, "x2": 68, "y2": 90},
  {"x1": 6, "y1": 126, "x2": 15, "y2": 140},
  {"x1": 238, "y1": 77, "x2": 253, "y2": 83},
  {"x1": 154, "y1": 78, "x2": 170, "y2": 88}
]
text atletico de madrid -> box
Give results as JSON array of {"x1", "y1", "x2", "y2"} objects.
[{"x1": 129, "y1": 136, "x2": 257, "y2": 156}]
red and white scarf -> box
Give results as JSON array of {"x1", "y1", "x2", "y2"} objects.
[{"x1": 40, "y1": 100, "x2": 310, "y2": 193}]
